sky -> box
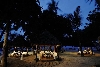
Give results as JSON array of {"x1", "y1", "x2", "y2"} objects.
[
  {"x1": 15, "y1": 0, "x2": 96, "y2": 34},
  {"x1": 14, "y1": 0, "x2": 96, "y2": 35},
  {"x1": 39, "y1": 0, "x2": 96, "y2": 29},
  {"x1": 0, "y1": 0, "x2": 96, "y2": 41}
]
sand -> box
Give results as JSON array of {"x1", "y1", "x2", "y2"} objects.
[{"x1": 0, "y1": 51, "x2": 100, "y2": 67}]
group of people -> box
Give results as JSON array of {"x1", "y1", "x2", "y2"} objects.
[{"x1": 78, "y1": 47, "x2": 95, "y2": 55}]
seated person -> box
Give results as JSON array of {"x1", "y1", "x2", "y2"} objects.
[
  {"x1": 78, "y1": 50, "x2": 85, "y2": 54},
  {"x1": 89, "y1": 50, "x2": 95, "y2": 55},
  {"x1": 41, "y1": 52, "x2": 46, "y2": 58},
  {"x1": 83, "y1": 49, "x2": 87, "y2": 54},
  {"x1": 52, "y1": 52, "x2": 57, "y2": 60},
  {"x1": 87, "y1": 48, "x2": 91, "y2": 54},
  {"x1": 14, "y1": 47, "x2": 19, "y2": 55},
  {"x1": 89, "y1": 50, "x2": 92, "y2": 54},
  {"x1": 77, "y1": 50, "x2": 81, "y2": 54}
]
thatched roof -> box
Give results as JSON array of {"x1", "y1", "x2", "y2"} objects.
[{"x1": 35, "y1": 30, "x2": 61, "y2": 45}]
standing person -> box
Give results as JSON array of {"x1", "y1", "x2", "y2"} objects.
[
  {"x1": 14, "y1": 47, "x2": 19, "y2": 56},
  {"x1": 14, "y1": 47, "x2": 18, "y2": 52}
]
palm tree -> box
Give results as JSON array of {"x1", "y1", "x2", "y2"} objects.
[
  {"x1": 86, "y1": 0, "x2": 100, "y2": 7},
  {"x1": 47, "y1": 0, "x2": 61, "y2": 14},
  {"x1": 74, "y1": 6, "x2": 84, "y2": 57},
  {"x1": 67, "y1": 6, "x2": 84, "y2": 57}
]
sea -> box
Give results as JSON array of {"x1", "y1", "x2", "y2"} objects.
[{"x1": 0, "y1": 46, "x2": 98, "y2": 55}]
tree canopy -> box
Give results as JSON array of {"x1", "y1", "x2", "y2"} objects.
[{"x1": 0, "y1": 0, "x2": 100, "y2": 47}]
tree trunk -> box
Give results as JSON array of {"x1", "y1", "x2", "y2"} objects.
[
  {"x1": 80, "y1": 43, "x2": 84, "y2": 57},
  {"x1": 2, "y1": 22, "x2": 9, "y2": 67},
  {"x1": 2, "y1": 31, "x2": 8, "y2": 67},
  {"x1": 32, "y1": 46, "x2": 34, "y2": 55},
  {"x1": 35, "y1": 45, "x2": 37, "y2": 62},
  {"x1": 27, "y1": 48, "x2": 28, "y2": 55}
]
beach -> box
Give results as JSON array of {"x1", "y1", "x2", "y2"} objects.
[
  {"x1": 0, "y1": 46, "x2": 100, "y2": 67},
  {"x1": 1, "y1": 51, "x2": 99, "y2": 67}
]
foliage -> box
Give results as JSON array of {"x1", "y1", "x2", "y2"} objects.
[
  {"x1": 86, "y1": 7, "x2": 100, "y2": 41},
  {"x1": 86, "y1": 0, "x2": 100, "y2": 7},
  {"x1": 47, "y1": 0, "x2": 61, "y2": 14},
  {"x1": 0, "y1": 1, "x2": 42, "y2": 66},
  {"x1": 67, "y1": 6, "x2": 82, "y2": 31},
  {"x1": 0, "y1": 0, "x2": 100, "y2": 48}
]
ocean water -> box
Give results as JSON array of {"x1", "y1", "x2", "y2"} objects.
[{"x1": 62, "y1": 46, "x2": 97, "y2": 52}]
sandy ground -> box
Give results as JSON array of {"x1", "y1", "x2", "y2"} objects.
[{"x1": 0, "y1": 51, "x2": 100, "y2": 67}]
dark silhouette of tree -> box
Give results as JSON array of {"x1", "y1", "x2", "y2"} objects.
[
  {"x1": 86, "y1": 0, "x2": 100, "y2": 7},
  {"x1": 0, "y1": 0, "x2": 42, "y2": 67},
  {"x1": 40, "y1": 0, "x2": 73, "y2": 46},
  {"x1": 87, "y1": 8, "x2": 100, "y2": 41},
  {"x1": 83, "y1": 7, "x2": 100, "y2": 51},
  {"x1": 38, "y1": 30, "x2": 61, "y2": 45},
  {"x1": 47, "y1": 0, "x2": 61, "y2": 14},
  {"x1": 98, "y1": 36, "x2": 100, "y2": 43},
  {"x1": 67, "y1": 6, "x2": 84, "y2": 56},
  {"x1": 12, "y1": 35, "x2": 26, "y2": 47},
  {"x1": 74, "y1": 6, "x2": 84, "y2": 56}
]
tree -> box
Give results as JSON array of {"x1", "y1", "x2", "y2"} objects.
[
  {"x1": 47, "y1": 0, "x2": 61, "y2": 14},
  {"x1": 86, "y1": 8, "x2": 100, "y2": 41},
  {"x1": 86, "y1": 0, "x2": 100, "y2": 7},
  {"x1": 73, "y1": 6, "x2": 84, "y2": 56},
  {"x1": 98, "y1": 36, "x2": 100, "y2": 43},
  {"x1": 40, "y1": 0, "x2": 73, "y2": 45},
  {"x1": 86, "y1": 7, "x2": 100, "y2": 51},
  {"x1": 12, "y1": 35, "x2": 26, "y2": 47},
  {"x1": 0, "y1": 0, "x2": 42, "y2": 67},
  {"x1": 67, "y1": 6, "x2": 84, "y2": 56}
]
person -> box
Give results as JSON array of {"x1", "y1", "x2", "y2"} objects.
[
  {"x1": 14, "y1": 47, "x2": 18, "y2": 52},
  {"x1": 83, "y1": 49, "x2": 87, "y2": 54},
  {"x1": 87, "y1": 48, "x2": 91, "y2": 54},
  {"x1": 14, "y1": 47, "x2": 19, "y2": 56}
]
